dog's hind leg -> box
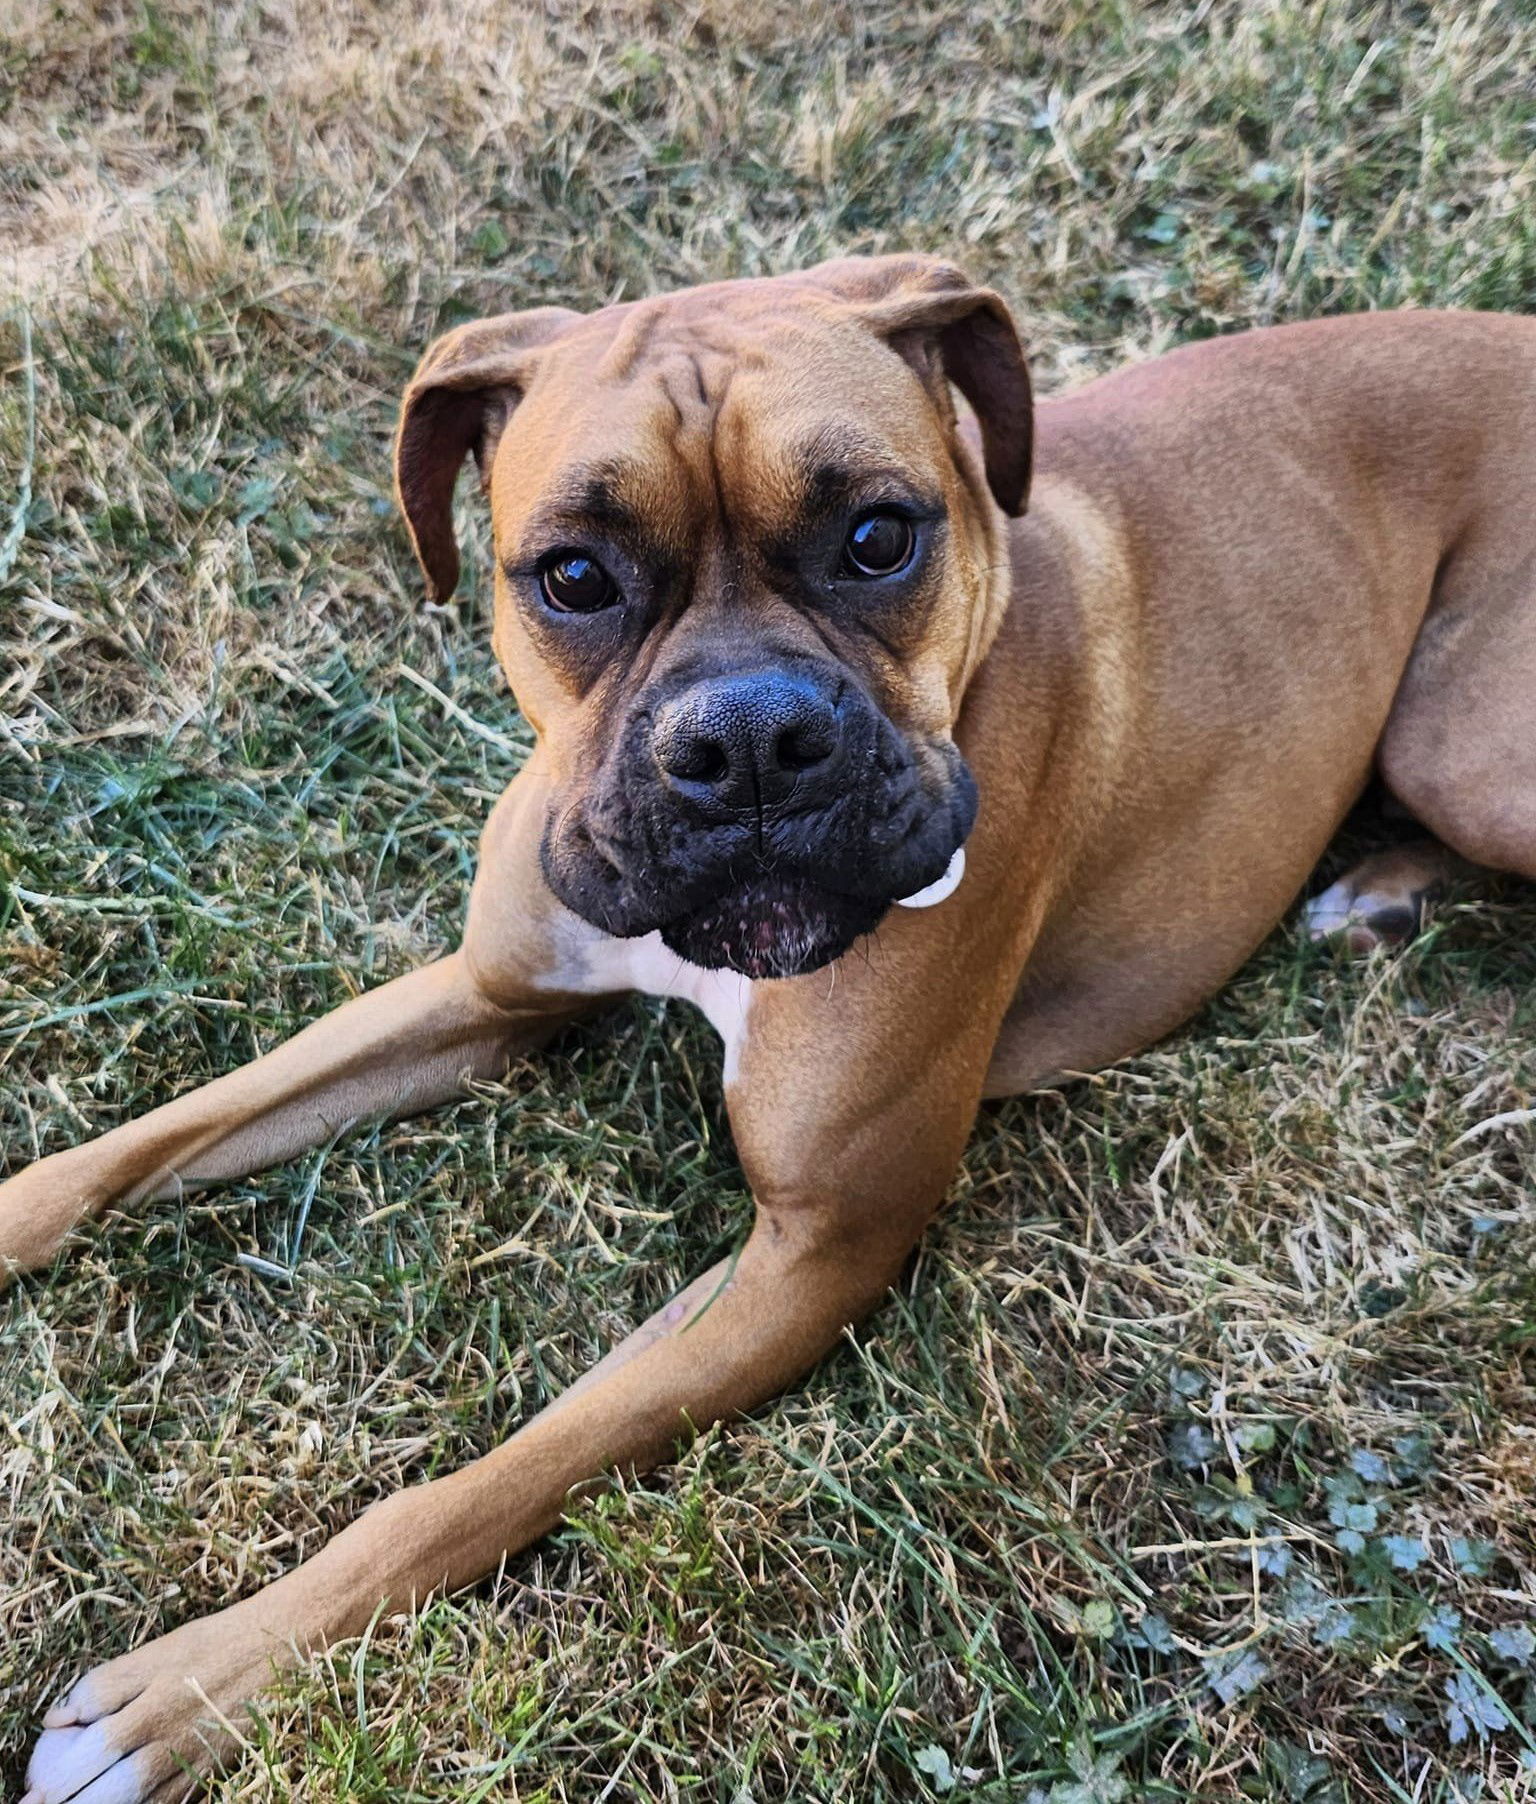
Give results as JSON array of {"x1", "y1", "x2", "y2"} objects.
[
  {"x1": 1377, "y1": 541, "x2": 1536, "y2": 884},
  {"x1": 1307, "y1": 525, "x2": 1536, "y2": 955}
]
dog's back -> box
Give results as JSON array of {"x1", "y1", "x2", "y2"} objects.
[{"x1": 982, "y1": 310, "x2": 1536, "y2": 1090}]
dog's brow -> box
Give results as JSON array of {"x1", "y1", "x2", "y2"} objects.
[
  {"x1": 542, "y1": 462, "x2": 648, "y2": 532},
  {"x1": 514, "y1": 460, "x2": 690, "y2": 581},
  {"x1": 788, "y1": 429, "x2": 919, "y2": 517},
  {"x1": 800, "y1": 458, "x2": 916, "y2": 515}
]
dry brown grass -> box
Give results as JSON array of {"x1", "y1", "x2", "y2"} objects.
[{"x1": 3, "y1": 1, "x2": 1536, "y2": 1798}]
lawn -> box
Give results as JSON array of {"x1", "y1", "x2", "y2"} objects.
[{"x1": 3, "y1": 1, "x2": 1536, "y2": 1798}]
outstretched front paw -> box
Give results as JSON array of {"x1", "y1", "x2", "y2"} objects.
[
  {"x1": 0, "y1": 1151, "x2": 108, "y2": 1289},
  {"x1": 25, "y1": 1610, "x2": 288, "y2": 1803}
]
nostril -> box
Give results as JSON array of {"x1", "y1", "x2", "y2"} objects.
[
  {"x1": 693, "y1": 741, "x2": 731, "y2": 784},
  {"x1": 655, "y1": 678, "x2": 843, "y2": 797},
  {"x1": 775, "y1": 725, "x2": 832, "y2": 772},
  {"x1": 659, "y1": 729, "x2": 732, "y2": 784}
]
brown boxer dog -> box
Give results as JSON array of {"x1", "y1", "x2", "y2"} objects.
[{"x1": 9, "y1": 254, "x2": 1536, "y2": 1801}]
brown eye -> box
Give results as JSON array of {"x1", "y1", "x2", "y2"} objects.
[
  {"x1": 842, "y1": 511, "x2": 915, "y2": 578},
  {"x1": 539, "y1": 552, "x2": 619, "y2": 613}
]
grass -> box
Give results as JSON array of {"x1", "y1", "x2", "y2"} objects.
[{"x1": 2, "y1": 0, "x2": 1536, "y2": 1796}]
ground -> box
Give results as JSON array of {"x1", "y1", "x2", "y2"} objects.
[{"x1": 2, "y1": 1, "x2": 1536, "y2": 1798}]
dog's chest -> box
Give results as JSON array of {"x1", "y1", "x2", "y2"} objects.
[{"x1": 543, "y1": 926, "x2": 754, "y2": 1085}]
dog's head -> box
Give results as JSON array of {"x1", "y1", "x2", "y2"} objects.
[{"x1": 395, "y1": 255, "x2": 1031, "y2": 979}]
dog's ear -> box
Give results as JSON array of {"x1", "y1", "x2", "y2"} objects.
[
  {"x1": 395, "y1": 307, "x2": 580, "y2": 601},
  {"x1": 804, "y1": 255, "x2": 1032, "y2": 516}
]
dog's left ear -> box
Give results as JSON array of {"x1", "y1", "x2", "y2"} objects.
[
  {"x1": 805, "y1": 255, "x2": 1032, "y2": 516},
  {"x1": 395, "y1": 307, "x2": 580, "y2": 601}
]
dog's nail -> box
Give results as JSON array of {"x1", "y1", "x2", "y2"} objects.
[{"x1": 895, "y1": 845, "x2": 966, "y2": 909}]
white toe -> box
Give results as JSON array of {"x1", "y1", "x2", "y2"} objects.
[
  {"x1": 44, "y1": 1671, "x2": 104, "y2": 1729},
  {"x1": 1303, "y1": 878, "x2": 1354, "y2": 939},
  {"x1": 26, "y1": 1720, "x2": 145, "y2": 1803},
  {"x1": 58, "y1": 1751, "x2": 163, "y2": 1804}
]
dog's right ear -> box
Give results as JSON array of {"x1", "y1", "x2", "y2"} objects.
[{"x1": 395, "y1": 307, "x2": 580, "y2": 602}]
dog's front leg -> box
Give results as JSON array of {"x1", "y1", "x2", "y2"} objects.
[
  {"x1": 0, "y1": 770, "x2": 590, "y2": 1284},
  {"x1": 22, "y1": 921, "x2": 1016, "y2": 1804},
  {"x1": 0, "y1": 953, "x2": 586, "y2": 1282},
  {"x1": 22, "y1": 1209, "x2": 930, "y2": 1803}
]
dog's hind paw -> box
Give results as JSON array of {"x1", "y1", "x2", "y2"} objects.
[{"x1": 1302, "y1": 839, "x2": 1461, "y2": 955}]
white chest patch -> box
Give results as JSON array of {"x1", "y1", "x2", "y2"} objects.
[{"x1": 539, "y1": 921, "x2": 754, "y2": 1087}]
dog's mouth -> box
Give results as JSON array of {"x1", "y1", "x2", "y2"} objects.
[
  {"x1": 657, "y1": 875, "x2": 887, "y2": 979},
  {"x1": 655, "y1": 847, "x2": 969, "y2": 980}
]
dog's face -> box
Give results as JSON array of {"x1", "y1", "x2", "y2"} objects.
[{"x1": 395, "y1": 256, "x2": 1032, "y2": 978}]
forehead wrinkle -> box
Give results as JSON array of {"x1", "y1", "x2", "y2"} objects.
[
  {"x1": 595, "y1": 300, "x2": 666, "y2": 380},
  {"x1": 517, "y1": 437, "x2": 701, "y2": 564},
  {"x1": 723, "y1": 417, "x2": 934, "y2": 542},
  {"x1": 658, "y1": 348, "x2": 724, "y2": 423}
]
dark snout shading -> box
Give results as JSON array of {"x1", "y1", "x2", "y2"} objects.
[
  {"x1": 651, "y1": 670, "x2": 845, "y2": 818},
  {"x1": 541, "y1": 653, "x2": 977, "y2": 979}
]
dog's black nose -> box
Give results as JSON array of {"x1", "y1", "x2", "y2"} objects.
[{"x1": 653, "y1": 672, "x2": 842, "y2": 813}]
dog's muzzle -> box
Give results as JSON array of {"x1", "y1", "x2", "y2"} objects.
[{"x1": 541, "y1": 664, "x2": 977, "y2": 979}]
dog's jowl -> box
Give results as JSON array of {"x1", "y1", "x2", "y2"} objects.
[{"x1": 7, "y1": 255, "x2": 1536, "y2": 1801}]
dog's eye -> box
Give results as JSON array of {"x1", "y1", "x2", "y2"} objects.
[
  {"x1": 842, "y1": 511, "x2": 915, "y2": 579},
  {"x1": 538, "y1": 551, "x2": 619, "y2": 613}
]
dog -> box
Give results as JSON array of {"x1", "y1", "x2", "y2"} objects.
[{"x1": 8, "y1": 253, "x2": 1536, "y2": 1801}]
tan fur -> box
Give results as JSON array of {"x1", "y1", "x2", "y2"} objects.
[{"x1": 8, "y1": 262, "x2": 1536, "y2": 1802}]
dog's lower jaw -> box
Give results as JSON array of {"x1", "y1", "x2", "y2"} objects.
[
  {"x1": 654, "y1": 844, "x2": 971, "y2": 978},
  {"x1": 658, "y1": 877, "x2": 887, "y2": 979}
]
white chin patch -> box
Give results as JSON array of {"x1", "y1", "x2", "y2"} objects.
[{"x1": 894, "y1": 845, "x2": 966, "y2": 910}]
